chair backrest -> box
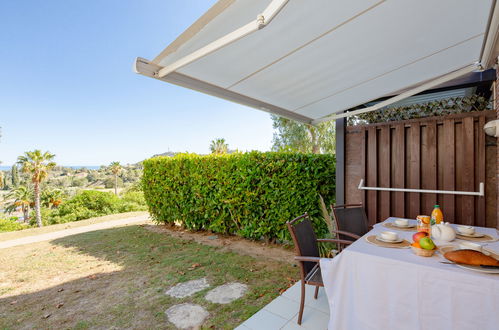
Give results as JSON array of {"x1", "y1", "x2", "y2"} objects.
[
  {"x1": 287, "y1": 213, "x2": 319, "y2": 275},
  {"x1": 332, "y1": 204, "x2": 369, "y2": 240}
]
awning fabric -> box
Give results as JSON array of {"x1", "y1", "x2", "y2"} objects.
[{"x1": 135, "y1": 0, "x2": 499, "y2": 124}]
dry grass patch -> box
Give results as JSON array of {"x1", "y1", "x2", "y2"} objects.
[{"x1": 0, "y1": 224, "x2": 297, "y2": 329}]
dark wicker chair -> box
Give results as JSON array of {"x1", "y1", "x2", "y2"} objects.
[
  {"x1": 287, "y1": 213, "x2": 359, "y2": 325},
  {"x1": 331, "y1": 204, "x2": 370, "y2": 251}
]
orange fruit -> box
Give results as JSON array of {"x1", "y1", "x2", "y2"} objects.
[
  {"x1": 422, "y1": 216, "x2": 430, "y2": 224},
  {"x1": 411, "y1": 242, "x2": 421, "y2": 248}
]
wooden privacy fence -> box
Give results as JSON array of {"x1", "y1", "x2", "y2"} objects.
[{"x1": 344, "y1": 110, "x2": 497, "y2": 227}]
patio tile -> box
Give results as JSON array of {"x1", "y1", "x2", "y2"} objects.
[
  {"x1": 281, "y1": 282, "x2": 329, "y2": 314},
  {"x1": 281, "y1": 282, "x2": 317, "y2": 302},
  {"x1": 286, "y1": 308, "x2": 329, "y2": 330},
  {"x1": 303, "y1": 289, "x2": 329, "y2": 314},
  {"x1": 241, "y1": 309, "x2": 289, "y2": 330},
  {"x1": 262, "y1": 295, "x2": 299, "y2": 320},
  {"x1": 280, "y1": 320, "x2": 306, "y2": 330}
]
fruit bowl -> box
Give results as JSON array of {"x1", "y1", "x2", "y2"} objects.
[{"x1": 411, "y1": 246, "x2": 437, "y2": 257}]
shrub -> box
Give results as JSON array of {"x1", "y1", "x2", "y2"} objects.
[
  {"x1": 0, "y1": 219, "x2": 29, "y2": 232},
  {"x1": 41, "y1": 190, "x2": 147, "y2": 225},
  {"x1": 142, "y1": 152, "x2": 335, "y2": 241}
]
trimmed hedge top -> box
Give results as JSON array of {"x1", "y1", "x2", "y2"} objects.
[{"x1": 142, "y1": 152, "x2": 335, "y2": 241}]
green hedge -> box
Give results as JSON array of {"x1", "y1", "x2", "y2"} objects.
[{"x1": 142, "y1": 152, "x2": 335, "y2": 241}]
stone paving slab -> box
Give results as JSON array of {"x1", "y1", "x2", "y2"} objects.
[
  {"x1": 205, "y1": 282, "x2": 248, "y2": 304},
  {"x1": 165, "y1": 303, "x2": 209, "y2": 329},
  {"x1": 165, "y1": 278, "x2": 210, "y2": 298}
]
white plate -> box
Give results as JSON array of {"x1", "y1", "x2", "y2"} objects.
[
  {"x1": 456, "y1": 231, "x2": 485, "y2": 238},
  {"x1": 439, "y1": 246, "x2": 499, "y2": 273},
  {"x1": 391, "y1": 222, "x2": 416, "y2": 228},
  {"x1": 375, "y1": 235, "x2": 404, "y2": 243},
  {"x1": 455, "y1": 264, "x2": 499, "y2": 274}
]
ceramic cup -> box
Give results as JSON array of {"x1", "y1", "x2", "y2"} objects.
[
  {"x1": 380, "y1": 231, "x2": 399, "y2": 241},
  {"x1": 456, "y1": 225, "x2": 475, "y2": 235},
  {"x1": 394, "y1": 219, "x2": 409, "y2": 227}
]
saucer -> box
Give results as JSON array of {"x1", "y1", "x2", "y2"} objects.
[
  {"x1": 456, "y1": 231, "x2": 485, "y2": 238},
  {"x1": 376, "y1": 235, "x2": 404, "y2": 243}
]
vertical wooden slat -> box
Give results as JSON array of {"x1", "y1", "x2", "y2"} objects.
[
  {"x1": 422, "y1": 122, "x2": 437, "y2": 214},
  {"x1": 361, "y1": 129, "x2": 367, "y2": 208},
  {"x1": 367, "y1": 127, "x2": 378, "y2": 226},
  {"x1": 442, "y1": 119, "x2": 455, "y2": 222},
  {"x1": 477, "y1": 116, "x2": 486, "y2": 226},
  {"x1": 378, "y1": 126, "x2": 390, "y2": 221},
  {"x1": 462, "y1": 117, "x2": 475, "y2": 225},
  {"x1": 393, "y1": 124, "x2": 405, "y2": 217},
  {"x1": 408, "y1": 123, "x2": 420, "y2": 218}
]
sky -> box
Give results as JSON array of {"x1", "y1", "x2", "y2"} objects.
[{"x1": 0, "y1": 0, "x2": 274, "y2": 166}]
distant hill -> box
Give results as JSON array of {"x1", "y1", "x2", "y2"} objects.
[{"x1": 151, "y1": 151, "x2": 180, "y2": 158}]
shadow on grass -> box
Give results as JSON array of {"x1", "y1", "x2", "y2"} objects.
[{"x1": 0, "y1": 224, "x2": 297, "y2": 329}]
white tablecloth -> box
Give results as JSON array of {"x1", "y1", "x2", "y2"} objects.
[{"x1": 320, "y1": 218, "x2": 499, "y2": 330}]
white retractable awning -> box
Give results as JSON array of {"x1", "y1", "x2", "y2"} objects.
[{"x1": 135, "y1": 0, "x2": 499, "y2": 124}]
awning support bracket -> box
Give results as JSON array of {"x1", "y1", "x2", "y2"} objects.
[
  {"x1": 312, "y1": 63, "x2": 481, "y2": 125},
  {"x1": 155, "y1": 0, "x2": 290, "y2": 79}
]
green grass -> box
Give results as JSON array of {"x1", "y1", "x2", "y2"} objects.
[
  {"x1": 0, "y1": 211, "x2": 148, "y2": 242},
  {"x1": 0, "y1": 224, "x2": 297, "y2": 329}
]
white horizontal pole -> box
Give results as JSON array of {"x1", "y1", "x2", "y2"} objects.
[
  {"x1": 312, "y1": 63, "x2": 480, "y2": 124},
  {"x1": 357, "y1": 179, "x2": 485, "y2": 197},
  {"x1": 156, "y1": 0, "x2": 290, "y2": 78}
]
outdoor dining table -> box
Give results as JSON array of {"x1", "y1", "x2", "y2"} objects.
[{"x1": 320, "y1": 217, "x2": 499, "y2": 330}]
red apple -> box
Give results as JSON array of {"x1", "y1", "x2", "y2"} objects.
[{"x1": 412, "y1": 231, "x2": 428, "y2": 243}]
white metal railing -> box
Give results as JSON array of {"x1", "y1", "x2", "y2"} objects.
[{"x1": 357, "y1": 179, "x2": 484, "y2": 197}]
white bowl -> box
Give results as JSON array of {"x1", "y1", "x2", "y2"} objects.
[
  {"x1": 380, "y1": 231, "x2": 399, "y2": 241},
  {"x1": 394, "y1": 219, "x2": 409, "y2": 227},
  {"x1": 456, "y1": 225, "x2": 475, "y2": 235}
]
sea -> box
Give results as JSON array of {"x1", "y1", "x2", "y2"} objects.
[{"x1": 0, "y1": 165, "x2": 101, "y2": 171}]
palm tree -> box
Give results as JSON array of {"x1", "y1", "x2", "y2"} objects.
[
  {"x1": 41, "y1": 187, "x2": 64, "y2": 208},
  {"x1": 17, "y1": 150, "x2": 56, "y2": 227},
  {"x1": 109, "y1": 161, "x2": 122, "y2": 195},
  {"x1": 5, "y1": 185, "x2": 33, "y2": 222},
  {"x1": 209, "y1": 138, "x2": 229, "y2": 154}
]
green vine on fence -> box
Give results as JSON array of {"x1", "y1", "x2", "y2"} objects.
[{"x1": 347, "y1": 95, "x2": 492, "y2": 125}]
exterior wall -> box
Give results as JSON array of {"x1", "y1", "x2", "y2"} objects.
[
  {"x1": 496, "y1": 62, "x2": 499, "y2": 228},
  {"x1": 345, "y1": 111, "x2": 497, "y2": 227}
]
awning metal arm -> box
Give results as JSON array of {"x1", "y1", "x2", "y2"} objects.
[
  {"x1": 312, "y1": 63, "x2": 480, "y2": 125},
  {"x1": 156, "y1": 0, "x2": 290, "y2": 79},
  {"x1": 358, "y1": 179, "x2": 484, "y2": 197}
]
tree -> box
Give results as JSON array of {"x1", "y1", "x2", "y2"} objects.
[
  {"x1": 41, "y1": 187, "x2": 64, "y2": 208},
  {"x1": 271, "y1": 115, "x2": 336, "y2": 154},
  {"x1": 11, "y1": 165, "x2": 20, "y2": 187},
  {"x1": 17, "y1": 150, "x2": 56, "y2": 227},
  {"x1": 5, "y1": 185, "x2": 33, "y2": 222},
  {"x1": 109, "y1": 161, "x2": 122, "y2": 195},
  {"x1": 210, "y1": 138, "x2": 229, "y2": 155},
  {"x1": 0, "y1": 171, "x2": 3, "y2": 189}
]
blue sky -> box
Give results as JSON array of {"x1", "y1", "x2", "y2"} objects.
[{"x1": 0, "y1": 0, "x2": 274, "y2": 166}]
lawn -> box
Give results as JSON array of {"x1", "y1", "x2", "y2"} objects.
[{"x1": 0, "y1": 223, "x2": 297, "y2": 329}]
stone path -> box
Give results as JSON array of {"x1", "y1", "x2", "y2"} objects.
[
  {"x1": 0, "y1": 215, "x2": 149, "y2": 249},
  {"x1": 164, "y1": 278, "x2": 248, "y2": 328}
]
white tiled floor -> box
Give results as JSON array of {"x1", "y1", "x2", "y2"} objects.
[{"x1": 236, "y1": 282, "x2": 329, "y2": 330}]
